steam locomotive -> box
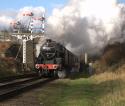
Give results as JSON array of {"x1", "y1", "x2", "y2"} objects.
[{"x1": 35, "y1": 39, "x2": 78, "y2": 78}]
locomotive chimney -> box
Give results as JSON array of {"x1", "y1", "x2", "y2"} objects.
[{"x1": 46, "y1": 39, "x2": 52, "y2": 42}]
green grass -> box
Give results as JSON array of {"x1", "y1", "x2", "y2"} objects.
[{"x1": 39, "y1": 72, "x2": 125, "y2": 106}]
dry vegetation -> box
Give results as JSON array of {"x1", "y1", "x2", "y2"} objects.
[
  {"x1": 0, "y1": 42, "x2": 20, "y2": 78},
  {"x1": 91, "y1": 42, "x2": 125, "y2": 105},
  {"x1": 93, "y1": 42, "x2": 125, "y2": 73},
  {"x1": 92, "y1": 65, "x2": 125, "y2": 106}
]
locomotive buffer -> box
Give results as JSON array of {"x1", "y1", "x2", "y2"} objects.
[{"x1": 10, "y1": 11, "x2": 45, "y2": 71}]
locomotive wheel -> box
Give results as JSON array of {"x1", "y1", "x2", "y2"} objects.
[
  {"x1": 54, "y1": 70, "x2": 58, "y2": 77},
  {"x1": 57, "y1": 69, "x2": 66, "y2": 79},
  {"x1": 48, "y1": 71, "x2": 54, "y2": 77},
  {"x1": 38, "y1": 70, "x2": 42, "y2": 77}
]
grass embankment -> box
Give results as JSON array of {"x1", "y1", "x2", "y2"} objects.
[{"x1": 38, "y1": 69, "x2": 125, "y2": 106}]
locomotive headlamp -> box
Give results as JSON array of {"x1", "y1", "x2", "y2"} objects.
[
  {"x1": 52, "y1": 65, "x2": 58, "y2": 69},
  {"x1": 35, "y1": 64, "x2": 40, "y2": 69},
  {"x1": 54, "y1": 65, "x2": 57, "y2": 69}
]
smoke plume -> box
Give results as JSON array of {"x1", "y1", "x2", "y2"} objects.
[{"x1": 47, "y1": 0, "x2": 125, "y2": 55}]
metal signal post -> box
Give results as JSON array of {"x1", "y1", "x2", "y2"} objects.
[{"x1": 11, "y1": 11, "x2": 45, "y2": 70}]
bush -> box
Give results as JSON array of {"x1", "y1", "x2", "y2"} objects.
[
  {"x1": 93, "y1": 42, "x2": 125, "y2": 73},
  {"x1": 101, "y1": 42, "x2": 125, "y2": 66},
  {"x1": 0, "y1": 57, "x2": 17, "y2": 78}
]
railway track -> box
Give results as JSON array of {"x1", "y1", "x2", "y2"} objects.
[
  {"x1": 0, "y1": 76, "x2": 56, "y2": 101},
  {"x1": 0, "y1": 72, "x2": 38, "y2": 83}
]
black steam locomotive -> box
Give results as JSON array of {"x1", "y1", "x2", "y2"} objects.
[{"x1": 35, "y1": 39, "x2": 78, "y2": 78}]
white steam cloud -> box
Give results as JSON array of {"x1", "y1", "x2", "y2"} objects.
[
  {"x1": 0, "y1": 7, "x2": 45, "y2": 31},
  {"x1": 0, "y1": 0, "x2": 125, "y2": 55},
  {"x1": 47, "y1": 0, "x2": 125, "y2": 55},
  {"x1": 0, "y1": 16, "x2": 13, "y2": 30}
]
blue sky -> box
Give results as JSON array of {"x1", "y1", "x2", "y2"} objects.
[
  {"x1": 118, "y1": 0, "x2": 125, "y2": 3},
  {"x1": 0, "y1": 0, "x2": 68, "y2": 15},
  {"x1": 0, "y1": 0, "x2": 124, "y2": 15}
]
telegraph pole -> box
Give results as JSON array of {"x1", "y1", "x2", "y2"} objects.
[{"x1": 11, "y1": 11, "x2": 45, "y2": 71}]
